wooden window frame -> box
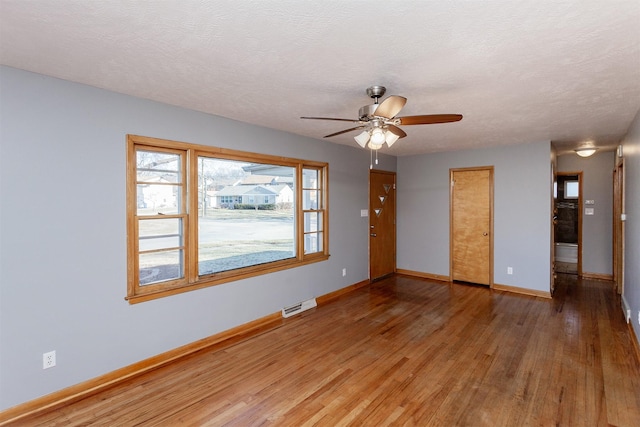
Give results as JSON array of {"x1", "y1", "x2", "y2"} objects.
[
  {"x1": 301, "y1": 166, "x2": 327, "y2": 254},
  {"x1": 127, "y1": 134, "x2": 329, "y2": 303}
]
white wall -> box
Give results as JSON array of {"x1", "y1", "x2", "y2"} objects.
[
  {"x1": 397, "y1": 141, "x2": 552, "y2": 293},
  {"x1": 620, "y1": 108, "x2": 640, "y2": 348},
  {"x1": 557, "y1": 152, "x2": 615, "y2": 276},
  {"x1": 0, "y1": 66, "x2": 395, "y2": 410}
]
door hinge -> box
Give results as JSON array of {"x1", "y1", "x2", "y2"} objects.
[{"x1": 393, "y1": 183, "x2": 396, "y2": 190}]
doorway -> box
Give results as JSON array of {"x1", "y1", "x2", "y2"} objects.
[
  {"x1": 450, "y1": 167, "x2": 493, "y2": 286},
  {"x1": 554, "y1": 172, "x2": 583, "y2": 276},
  {"x1": 369, "y1": 170, "x2": 396, "y2": 281}
]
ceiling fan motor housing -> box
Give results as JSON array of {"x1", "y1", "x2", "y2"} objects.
[
  {"x1": 360, "y1": 85, "x2": 387, "y2": 120},
  {"x1": 359, "y1": 104, "x2": 378, "y2": 121}
]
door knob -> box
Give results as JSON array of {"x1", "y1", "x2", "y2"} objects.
[{"x1": 483, "y1": 232, "x2": 488, "y2": 236}]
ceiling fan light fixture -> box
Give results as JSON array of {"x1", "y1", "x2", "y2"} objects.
[
  {"x1": 354, "y1": 131, "x2": 370, "y2": 148},
  {"x1": 370, "y1": 127, "x2": 386, "y2": 145},
  {"x1": 575, "y1": 148, "x2": 597, "y2": 157},
  {"x1": 385, "y1": 131, "x2": 400, "y2": 147},
  {"x1": 369, "y1": 141, "x2": 384, "y2": 150}
]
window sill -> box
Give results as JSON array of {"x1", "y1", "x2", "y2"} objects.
[{"x1": 126, "y1": 253, "x2": 330, "y2": 304}]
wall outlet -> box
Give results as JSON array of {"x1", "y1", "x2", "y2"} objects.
[
  {"x1": 342, "y1": 268, "x2": 346, "y2": 277},
  {"x1": 627, "y1": 309, "x2": 632, "y2": 323},
  {"x1": 43, "y1": 351, "x2": 56, "y2": 369},
  {"x1": 507, "y1": 267, "x2": 513, "y2": 275}
]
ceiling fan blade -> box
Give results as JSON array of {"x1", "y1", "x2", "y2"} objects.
[
  {"x1": 397, "y1": 114, "x2": 463, "y2": 125},
  {"x1": 374, "y1": 95, "x2": 407, "y2": 119},
  {"x1": 324, "y1": 126, "x2": 365, "y2": 138},
  {"x1": 387, "y1": 125, "x2": 407, "y2": 138},
  {"x1": 301, "y1": 116, "x2": 360, "y2": 123}
]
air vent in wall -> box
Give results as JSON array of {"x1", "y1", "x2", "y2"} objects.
[{"x1": 282, "y1": 298, "x2": 317, "y2": 318}]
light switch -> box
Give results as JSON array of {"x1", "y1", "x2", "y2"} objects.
[
  {"x1": 585, "y1": 200, "x2": 595, "y2": 205},
  {"x1": 360, "y1": 209, "x2": 368, "y2": 217},
  {"x1": 585, "y1": 208, "x2": 595, "y2": 215}
]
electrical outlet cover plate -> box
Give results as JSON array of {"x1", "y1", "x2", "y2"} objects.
[{"x1": 43, "y1": 351, "x2": 56, "y2": 369}]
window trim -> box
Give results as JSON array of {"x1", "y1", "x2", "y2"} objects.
[{"x1": 127, "y1": 134, "x2": 329, "y2": 303}]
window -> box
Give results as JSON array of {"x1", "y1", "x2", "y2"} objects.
[
  {"x1": 564, "y1": 180, "x2": 579, "y2": 199},
  {"x1": 302, "y1": 168, "x2": 323, "y2": 254},
  {"x1": 127, "y1": 135, "x2": 329, "y2": 303}
]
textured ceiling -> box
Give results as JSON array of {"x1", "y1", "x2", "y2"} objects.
[{"x1": 1, "y1": 1, "x2": 639, "y2": 156}]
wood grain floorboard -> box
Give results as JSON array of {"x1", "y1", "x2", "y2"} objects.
[{"x1": 9, "y1": 273, "x2": 640, "y2": 426}]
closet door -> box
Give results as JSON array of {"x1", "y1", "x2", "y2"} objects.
[{"x1": 450, "y1": 167, "x2": 493, "y2": 286}]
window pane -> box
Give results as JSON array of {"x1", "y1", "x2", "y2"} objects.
[
  {"x1": 139, "y1": 218, "x2": 182, "y2": 251},
  {"x1": 304, "y1": 232, "x2": 323, "y2": 254},
  {"x1": 198, "y1": 157, "x2": 296, "y2": 275},
  {"x1": 136, "y1": 151, "x2": 181, "y2": 182},
  {"x1": 303, "y1": 169, "x2": 318, "y2": 189},
  {"x1": 137, "y1": 184, "x2": 181, "y2": 214},
  {"x1": 139, "y1": 250, "x2": 183, "y2": 285},
  {"x1": 304, "y1": 211, "x2": 322, "y2": 232},
  {"x1": 303, "y1": 189, "x2": 318, "y2": 210},
  {"x1": 565, "y1": 181, "x2": 579, "y2": 199}
]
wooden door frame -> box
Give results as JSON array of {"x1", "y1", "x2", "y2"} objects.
[
  {"x1": 449, "y1": 166, "x2": 494, "y2": 287},
  {"x1": 555, "y1": 172, "x2": 583, "y2": 276},
  {"x1": 369, "y1": 169, "x2": 397, "y2": 281}
]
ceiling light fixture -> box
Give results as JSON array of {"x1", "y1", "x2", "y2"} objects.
[
  {"x1": 385, "y1": 131, "x2": 400, "y2": 147},
  {"x1": 353, "y1": 126, "x2": 401, "y2": 168},
  {"x1": 575, "y1": 148, "x2": 597, "y2": 157},
  {"x1": 354, "y1": 131, "x2": 370, "y2": 148},
  {"x1": 370, "y1": 128, "x2": 386, "y2": 146},
  {"x1": 352, "y1": 127, "x2": 398, "y2": 151}
]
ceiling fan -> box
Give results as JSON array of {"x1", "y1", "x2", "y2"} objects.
[{"x1": 301, "y1": 85, "x2": 462, "y2": 150}]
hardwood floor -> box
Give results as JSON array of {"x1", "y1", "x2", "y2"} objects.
[{"x1": 10, "y1": 274, "x2": 640, "y2": 426}]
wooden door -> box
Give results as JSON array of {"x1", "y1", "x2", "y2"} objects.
[
  {"x1": 551, "y1": 160, "x2": 557, "y2": 294},
  {"x1": 613, "y1": 161, "x2": 625, "y2": 294},
  {"x1": 450, "y1": 168, "x2": 493, "y2": 286},
  {"x1": 370, "y1": 170, "x2": 396, "y2": 281}
]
